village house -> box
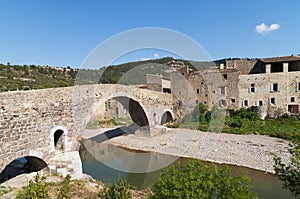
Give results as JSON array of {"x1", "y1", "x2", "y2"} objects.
[{"x1": 149, "y1": 55, "x2": 300, "y2": 119}]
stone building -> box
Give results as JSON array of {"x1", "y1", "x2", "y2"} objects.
[
  {"x1": 146, "y1": 74, "x2": 171, "y2": 94},
  {"x1": 170, "y1": 55, "x2": 300, "y2": 118}
]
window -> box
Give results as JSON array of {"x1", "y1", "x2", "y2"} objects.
[
  {"x1": 223, "y1": 74, "x2": 227, "y2": 79},
  {"x1": 249, "y1": 83, "x2": 256, "y2": 93},
  {"x1": 219, "y1": 99, "x2": 227, "y2": 107},
  {"x1": 270, "y1": 98, "x2": 276, "y2": 105},
  {"x1": 231, "y1": 98, "x2": 236, "y2": 103},
  {"x1": 271, "y1": 83, "x2": 279, "y2": 92},
  {"x1": 196, "y1": 100, "x2": 199, "y2": 104},
  {"x1": 220, "y1": 86, "x2": 225, "y2": 95},
  {"x1": 288, "y1": 105, "x2": 299, "y2": 114},
  {"x1": 256, "y1": 100, "x2": 263, "y2": 106},
  {"x1": 196, "y1": 89, "x2": 200, "y2": 94},
  {"x1": 291, "y1": 97, "x2": 295, "y2": 102},
  {"x1": 297, "y1": 82, "x2": 300, "y2": 91},
  {"x1": 243, "y1": 100, "x2": 248, "y2": 107}
]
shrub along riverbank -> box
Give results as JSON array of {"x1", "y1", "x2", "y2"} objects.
[
  {"x1": 176, "y1": 103, "x2": 300, "y2": 145},
  {"x1": 175, "y1": 103, "x2": 300, "y2": 198}
]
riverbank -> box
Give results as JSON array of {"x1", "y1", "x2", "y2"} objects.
[{"x1": 82, "y1": 128, "x2": 292, "y2": 173}]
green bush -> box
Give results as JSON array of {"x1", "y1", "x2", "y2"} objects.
[
  {"x1": 232, "y1": 107, "x2": 259, "y2": 121},
  {"x1": 101, "y1": 177, "x2": 131, "y2": 199},
  {"x1": 57, "y1": 174, "x2": 72, "y2": 199},
  {"x1": 150, "y1": 159, "x2": 259, "y2": 199},
  {"x1": 16, "y1": 173, "x2": 48, "y2": 199}
]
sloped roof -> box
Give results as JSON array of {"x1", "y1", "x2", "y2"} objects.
[{"x1": 260, "y1": 55, "x2": 300, "y2": 63}]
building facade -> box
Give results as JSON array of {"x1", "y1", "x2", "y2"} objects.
[{"x1": 170, "y1": 55, "x2": 300, "y2": 118}]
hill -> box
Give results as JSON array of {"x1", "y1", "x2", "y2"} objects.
[{"x1": 0, "y1": 58, "x2": 226, "y2": 92}]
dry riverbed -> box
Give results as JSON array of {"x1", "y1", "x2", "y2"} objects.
[{"x1": 83, "y1": 128, "x2": 292, "y2": 173}]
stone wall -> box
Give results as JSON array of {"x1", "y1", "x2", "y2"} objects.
[
  {"x1": 238, "y1": 71, "x2": 300, "y2": 117},
  {"x1": 0, "y1": 84, "x2": 176, "y2": 174}
]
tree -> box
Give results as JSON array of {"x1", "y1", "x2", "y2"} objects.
[
  {"x1": 274, "y1": 147, "x2": 300, "y2": 198},
  {"x1": 208, "y1": 105, "x2": 225, "y2": 132},
  {"x1": 150, "y1": 159, "x2": 259, "y2": 199},
  {"x1": 198, "y1": 102, "x2": 207, "y2": 122}
]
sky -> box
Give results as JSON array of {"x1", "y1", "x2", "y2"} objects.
[{"x1": 0, "y1": 0, "x2": 299, "y2": 68}]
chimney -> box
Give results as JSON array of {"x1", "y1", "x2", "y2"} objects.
[{"x1": 220, "y1": 63, "x2": 224, "y2": 70}]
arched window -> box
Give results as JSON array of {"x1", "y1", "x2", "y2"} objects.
[{"x1": 54, "y1": 129, "x2": 64, "y2": 151}]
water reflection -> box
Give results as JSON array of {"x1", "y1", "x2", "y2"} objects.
[
  {"x1": 81, "y1": 138, "x2": 178, "y2": 173},
  {"x1": 80, "y1": 138, "x2": 295, "y2": 199}
]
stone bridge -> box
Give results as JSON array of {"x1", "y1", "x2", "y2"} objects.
[{"x1": 0, "y1": 84, "x2": 175, "y2": 179}]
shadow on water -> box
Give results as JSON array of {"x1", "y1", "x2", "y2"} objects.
[{"x1": 89, "y1": 124, "x2": 144, "y2": 143}]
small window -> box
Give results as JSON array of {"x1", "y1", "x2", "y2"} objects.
[
  {"x1": 256, "y1": 100, "x2": 263, "y2": 106},
  {"x1": 291, "y1": 97, "x2": 295, "y2": 102},
  {"x1": 231, "y1": 98, "x2": 236, "y2": 103},
  {"x1": 243, "y1": 100, "x2": 248, "y2": 107},
  {"x1": 271, "y1": 83, "x2": 279, "y2": 92},
  {"x1": 250, "y1": 83, "x2": 256, "y2": 93},
  {"x1": 297, "y1": 82, "x2": 300, "y2": 91},
  {"x1": 196, "y1": 89, "x2": 200, "y2": 94},
  {"x1": 196, "y1": 100, "x2": 199, "y2": 104},
  {"x1": 219, "y1": 99, "x2": 227, "y2": 107},
  {"x1": 223, "y1": 74, "x2": 227, "y2": 79},
  {"x1": 270, "y1": 98, "x2": 276, "y2": 105},
  {"x1": 220, "y1": 86, "x2": 225, "y2": 95}
]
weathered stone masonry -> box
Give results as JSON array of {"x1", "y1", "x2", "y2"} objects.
[{"x1": 0, "y1": 84, "x2": 175, "y2": 177}]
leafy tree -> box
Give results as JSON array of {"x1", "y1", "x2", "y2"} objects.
[
  {"x1": 198, "y1": 102, "x2": 207, "y2": 122},
  {"x1": 232, "y1": 107, "x2": 259, "y2": 121},
  {"x1": 208, "y1": 105, "x2": 225, "y2": 132},
  {"x1": 150, "y1": 159, "x2": 259, "y2": 199},
  {"x1": 274, "y1": 147, "x2": 300, "y2": 198}
]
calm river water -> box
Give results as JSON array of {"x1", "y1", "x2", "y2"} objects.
[{"x1": 79, "y1": 139, "x2": 295, "y2": 199}]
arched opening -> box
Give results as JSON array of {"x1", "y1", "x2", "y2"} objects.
[
  {"x1": 0, "y1": 156, "x2": 47, "y2": 183},
  {"x1": 54, "y1": 129, "x2": 64, "y2": 151},
  {"x1": 161, "y1": 111, "x2": 174, "y2": 125},
  {"x1": 84, "y1": 96, "x2": 150, "y2": 142},
  {"x1": 127, "y1": 98, "x2": 149, "y2": 127}
]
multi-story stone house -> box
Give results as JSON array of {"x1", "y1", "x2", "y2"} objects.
[{"x1": 169, "y1": 55, "x2": 300, "y2": 118}]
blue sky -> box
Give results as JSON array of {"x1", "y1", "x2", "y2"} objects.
[{"x1": 0, "y1": 0, "x2": 299, "y2": 68}]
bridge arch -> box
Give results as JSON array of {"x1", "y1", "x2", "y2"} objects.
[
  {"x1": 0, "y1": 156, "x2": 47, "y2": 183},
  {"x1": 88, "y1": 93, "x2": 151, "y2": 134},
  {"x1": 50, "y1": 126, "x2": 68, "y2": 153},
  {"x1": 112, "y1": 96, "x2": 149, "y2": 127},
  {"x1": 160, "y1": 109, "x2": 175, "y2": 125}
]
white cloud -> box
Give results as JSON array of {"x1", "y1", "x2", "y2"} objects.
[
  {"x1": 255, "y1": 23, "x2": 280, "y2": 34},
  {"x1": 153, "y1": 53, "x2": 159, "y2": 59}
]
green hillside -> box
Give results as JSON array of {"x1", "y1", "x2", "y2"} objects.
[{"x1": 0, "y1": 58, "x2": 225, "y2": 92}]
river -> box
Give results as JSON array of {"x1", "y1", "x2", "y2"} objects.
[{"x1": 79, "y1": 139, "x2": 295, "y2": 199}]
